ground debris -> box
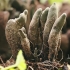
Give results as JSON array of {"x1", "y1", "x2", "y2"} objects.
[{"x1": 27, "y1": 60, "x2": 63, "y2": 70}]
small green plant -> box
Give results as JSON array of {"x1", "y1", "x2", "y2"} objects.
[
  {"x1": 0, "y1": 50, "x2": 27, "y2": 70},
  {"x1": 48, "y1": 0, "x2": 70, "y2": 4}
]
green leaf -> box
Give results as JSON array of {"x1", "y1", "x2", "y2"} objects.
[
  {"x1": 0, "y1": 50, "x2": 27, "y2": 70},
  {"x1": 48, "y1": 0, "x2": 63, "y2": 4},
  {"x1": 4, "y1": 63, "x2": 17, "y2": 70},
  {"x1": 48, "y1": 0, "x2": 70, "y2": 4},
  {"x1": 8, "y1": 68, "x2": 15, "y2": 70},
  {"x1": 0, "y1": 66, "x2": 4, "y2": 70},
  {"x1": 16, "y1": 50, "x2": 27, "y2": 70},
  {"x1": 40, "y1": 0, "x2": 47, "y2": 4}
]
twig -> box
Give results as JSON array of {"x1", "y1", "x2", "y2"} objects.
[
  {"x1": 9, "y1": 55, "x2": 13, "y2": 60},
  {"x1": 37, "y1": 44, "x2": 44, "y2": 58},
  {"x1": 0, "y1": 56, "x2": 6, "y2": 67},
  {"x1": 37, "y1": 63, "x2": 52, "y2": 67},
  {"x1": 29, "y1": 40, "x2": 35, "y2": 49},
  {"x1": 28, "y1": 66, "x2": 34, "y2": 70},
  {"x1": 59, "y1": 48, "x2": 63, "y2": 62},
  {"x1": 67, "y1": 54, "x2": 70, "y2": 59}
]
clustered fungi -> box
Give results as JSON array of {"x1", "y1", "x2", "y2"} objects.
[{"x1": 5, "y1": 3, "x2": 66, "y2": 63}]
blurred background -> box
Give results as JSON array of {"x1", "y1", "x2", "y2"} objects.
[{"x1": 0, "y1": 0, "x2": 70, "y2": 63}]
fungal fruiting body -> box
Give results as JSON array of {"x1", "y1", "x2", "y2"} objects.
[
  {"x1": 28, "y1": 8, "x2": 42, "y2": 46},
  {"x1": 5, "y1": 10, "x2": 28, "y2": 59},
  {"x1": 48, "y1": 13, "x2": 66, "y2": 61},
  {"x1": 43, "y1": 3, "x2": 58, "y2": 47}
]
